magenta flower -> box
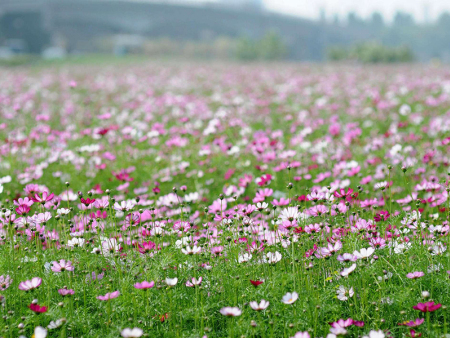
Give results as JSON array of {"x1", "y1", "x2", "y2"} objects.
[
  {"x1": 97, "y1": 291, "x2": 120, "y2": 301},
  {"x1": 374, "y1": 210, "x2": 390, "y2": 222},
  {"x1": 406, "y1": 271, "x2": 424, "y2": 279},
  {"x1": 58, "y1": 288, "x2": 75, "y2": 296},
  {"x1": 18, "y1": 277, "x2": 42, "y2": 291},
  {"x1": 32, "y1": 191, "x2": 55, "y2": 204},
  {"x1": 398, "y1": 318, "x2": 425, "y2": 327},
  {"x1": 51, "y1": 260, "x2": 74, "y2": 273},
  {"x1": 413, "y1": 301, "x2": 442, "y2": 312},
  {"x1": 134, "y1": 281, "x2": 155, "y2": 289},
  {"x1": 29, "y1": 303, "x2": 48, "y2": 313}
]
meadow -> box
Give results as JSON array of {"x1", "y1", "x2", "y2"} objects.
[{"x1": 0, "y1": 62, "x2": 449, "y2": 338}]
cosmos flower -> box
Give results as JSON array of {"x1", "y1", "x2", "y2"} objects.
[
  {"x1": 134, "y1": 281, "x2": 155, "y2": 289},
  {"x1": 19, "y1": 326, "x2": 47, "y2": 338},
  {"x1": 353, "y1": 247, "x2": 375, "y2": 259},
  {"x1": 186, "y1": 277, "x2": 202, "y2": 287},
  {"x1": 0, "y1": 275, "x2": 12, "y2": 291},
  {"x1": 281, "y1": 292, "x2": 298, "y2": 304},
  {"x1": 181, "y1": 245, "x2": 201, "y2": 255},
  {"x1": 291, "y1": 333, "x2": 310, "y2": 338},
  {"x1": 362, "y1": 330, "x2": 385, "y2": 338},
  {"x1": 340, "y1": 264, "x2": 357, "y2": 277},
  {"x1": 121, "y1": 328, "x2": 144, "y2": 338},
  {"x1": 249, "y1": 299, "x2": 269, "y2": 311},
  {"x1": 336, "y1": 285, "x2": 354, "y2": 301},
  {"x1": 398, "y1": 318, "x2": 424, "y2": 327},
  {"x1": 413, "y1": 301, "x2": 442, "y2": 312},
  {"x1": 165, "y1": 278, "x2": 178, "y2": 286},
  {"x1": 51, "y1": 260, "x2": 74, "y2": 273},
  {"x1": 58, "y1": 288, "x2": 75, "y2": 296},
  {"x1": 219, "y1": 307, "x2": 242, "y2": 316},
  {"x1": 406, "y1": 271, "x2": 424, "y2": 279},
  {"x1": 18, "y1": 277, "x2": 42, "y2": 291},
  {"x1": 97, "y1": 291, "x2": 120, "y2": 301},
  {"x1": 29, "y1": 303, "x2": 48, "y2": 313}
]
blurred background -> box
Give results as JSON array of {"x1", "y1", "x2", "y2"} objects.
[{"x1": 1, "y1": 0, "x2": 450, "y2": 64}]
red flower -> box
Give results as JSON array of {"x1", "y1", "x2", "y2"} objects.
[
  {"x1": 413, "y1": 301, "x2": 442, "y2": 312},
  {"x1": 250, "y1": 280, "x2": 263, "y2": 287},
  {"x1": 29, "y1": 303, "x2": 48, "y2": 313}
]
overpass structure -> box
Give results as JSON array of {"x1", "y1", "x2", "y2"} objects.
[{"x1": 0, "y1": 0, "x2": 324, "y2": 59}]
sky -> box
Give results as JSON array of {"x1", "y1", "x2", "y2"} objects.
[{"x1": 262, "y1": 0, "x2": 450, "y2": 22}]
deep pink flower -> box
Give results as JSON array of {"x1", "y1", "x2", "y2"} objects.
[
  {"x1": 374, "y1": 210, "x2": 390, "y2": 222},
  {"x1": 409, "y1": 329, "x2": 422, "y2": 337},
  {"x1": 413, "y1": 301, "x2": 442, "y2": 312},
  {"x1": 29, "y1": 303, "x2": 48, "y2": 313},
  {"x1": 134, "y1": 281, "x2": 155, "y2": 289},
  {"x1": 97, "y1": 291, "x2": 120, "y2": 301}
]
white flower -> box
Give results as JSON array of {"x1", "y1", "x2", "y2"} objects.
[
  {"x1": 181, "y1": 245, "x2": 201, "y2": 255},
  {"x1": 249, "y1": 299, "x2": 269, "y2": 311},
  {"x1": 57, "y1": 208, "x2": 70, "y2": 216},
  {"x1": 184, "y1": 192, "x2": 199, "y2": 203},
  {"x1": 67, "y1": 238, "x2": 85, "y2": 248},
  {"x1": 336, "y1": 285, "x2": 354, "y2": 301},
  {"x1": 421, "y1": 290, "x2": 430, "y2": 298},
  {"x1": 340, "y1": 264, "x2": 357, "y2": 277},
  {"x1": 165, "y1": 277, "x2": 178, "y2": 286},
  {"x1": 393, "y1": 241, "x2": 411, "y2": 254},
  {"x1": 48, "y1": 319, "x2": 65, "y2": 329},
  {"x1": 430, "y1": 242, "x2": 447, "y2": 255},
  {"x1": 353, "y1": 247, "x2": 375, "y2": 259},
  {"x1": 265, "y1": 251, "x2": 282, "y2": 264},
  {"x1": 238, "y1": 253, "x2": 252, "y2": 263},
  {"x1": 279, "y1": 207, "x2": 300, "y2": 222},
  {"x1": 281, "y1": 292, "x2": 298, "y2": 304},
  {"x1": 362, "y1": 330, "x2": 385, "y2": 338},
  {"x1": 219, "y1": 307, "x2": 242, "y2": 316},
  {"x1": 19, "y1": 326, "x2": 47, "y2": 338},
  {"x1": 291, "y1": 332, "x2": 311, "y2": 338},
  {"x1": 374, "y1": 182, "x2": 388, "y2": 190},
  {"x1": 427, "y1": 263, "x2": 443, "y2": 273},
  {"x1": 121, "y1": 327, "x2": 144, "y2": 338},
  {"x1": 256, "y1": 202, "x2": 269, "y2": 210}
]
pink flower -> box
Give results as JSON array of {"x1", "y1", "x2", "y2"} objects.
[
  {"x1": 0, "y1": 275, "x2": 13, "y2": 290},
  {"x1": 97, "y1": 290, "x2": 120, "y2": 301},
  {"x1": 291, "y1": 332, "x2": 310, "y2": 338},
  {"x1": 51, "y1": 260, "x2": 74, "y2": 273},
  {"x1": 18, "y1": 277, "x2": 42, "y2": 291},
  {"x1": 406, "y1": 271, "x2": 424, "y2": 279},
  {"x1": 58, "y1": 288, "x2": 75, "y2": 296},
  {"x1": 186, "y1": 277, "x2": 202, "y2": 287},
  {"x1": 137, "y1": 241, "x2": 156, "y2": 254},
  {"x1": 134, "y1": 281, "x2": 155, "y2": 289},
  {"x1": 32, "y1": 191, "x2": 55, "y2": 204},
  {"x1": 413, "y1": 301, "x2": 442, "y2": 312},
  {"x1": 398, "y1": 318, "x2": 424, "y2": 327}
]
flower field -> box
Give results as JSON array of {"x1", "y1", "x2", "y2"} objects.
[{"x1": 0, "y1": 62, "x2": 450, "y2": 338}]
